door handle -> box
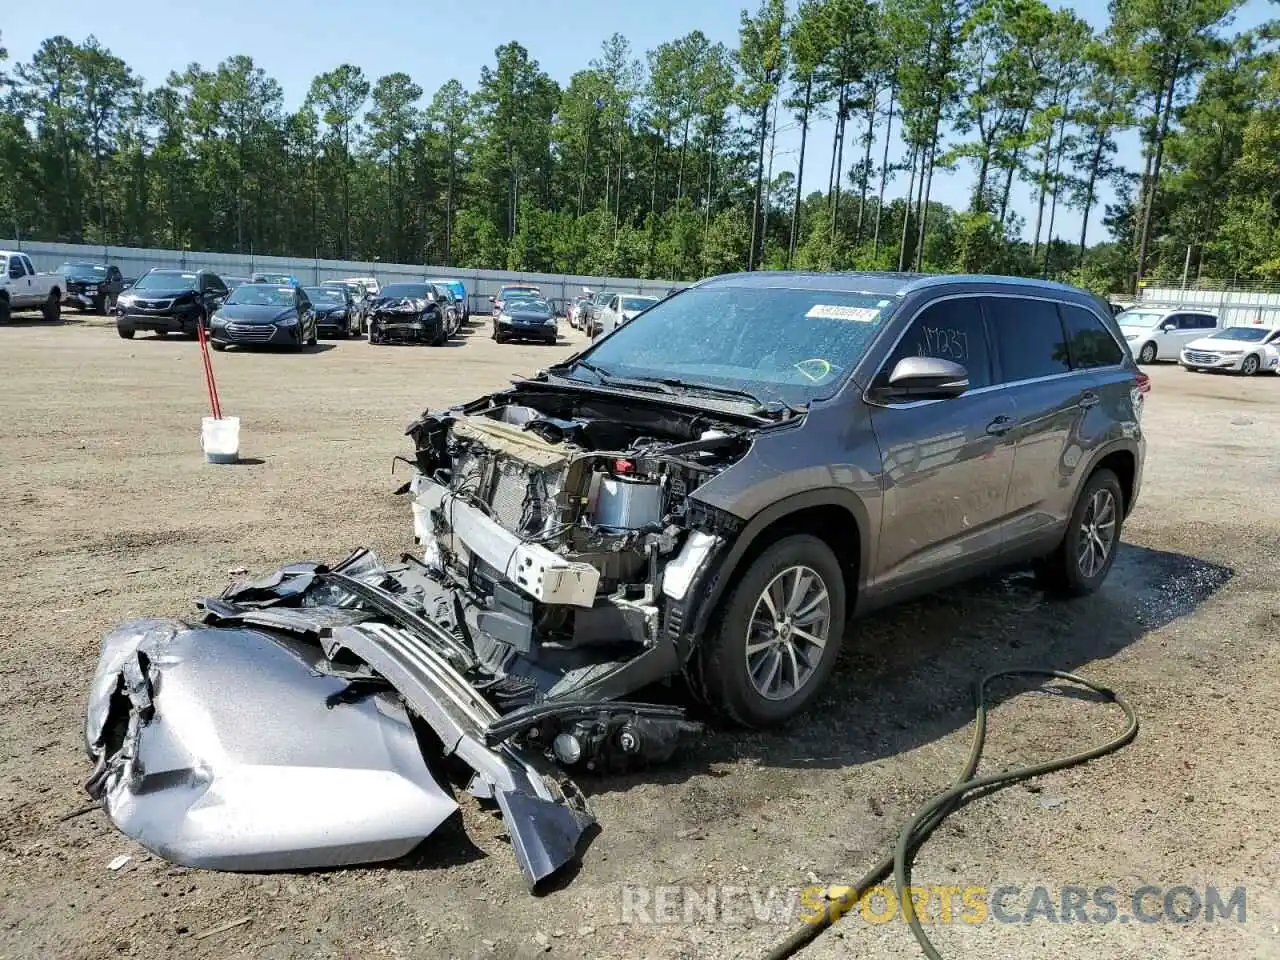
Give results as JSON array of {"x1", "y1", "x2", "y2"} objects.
[
  {"x1": 1078, "y1": 392, "x2": 1099, "y2": 409},
  {"x1": 986, "y1": 415, "x2": 1014, "y2": 436}
]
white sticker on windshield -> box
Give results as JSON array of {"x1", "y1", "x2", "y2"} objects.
[{"x1": 806, "y1": 304, "x2": 882, "y2": 322}]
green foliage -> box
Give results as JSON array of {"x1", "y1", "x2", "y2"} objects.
[{"x1": 0, "y1": 11, "x2": 1276, "y2": 294}]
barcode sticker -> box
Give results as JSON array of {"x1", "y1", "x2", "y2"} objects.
[{"x1": 806, "y1": 304, "x2": 882, "y2": 322}]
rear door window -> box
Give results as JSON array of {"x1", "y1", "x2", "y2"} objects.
[
  {"x1": 881, "y1": 297, "x2": 993, "y2": 390},
  {"x1": 1195, "y1": 314, "x2": 1217, "y2": 329},
  {"x1": 1059, "y1": 304, "x2": 1124, "y2": 369},
  {"x1": 982, "y1": 296, "x2": 1071, "y2": 383}
]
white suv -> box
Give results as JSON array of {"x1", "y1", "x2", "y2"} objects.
[{"x1": 1116, "y1": 307, "x2": 1220, "y2": 364}]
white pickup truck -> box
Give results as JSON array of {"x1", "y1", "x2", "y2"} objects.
[{"x1": 0, "y1": 250, "x2": 64, "y2": 323}]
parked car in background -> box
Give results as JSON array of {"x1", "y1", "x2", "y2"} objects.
[
  {"x1": 568, "y1": 296, "x2": 592, "y2": 330},
  {"x1": 1116, "y1": 306, "x2": 1220, "y2": 364},
  {"x1": 492, "y1": 294, "x2": 558, "y2": 344},
  {"x1": 303, "y1": 285, "x2": 362, "y2": 338},
  {"x1": 115, "y1": 268, "x2": 228, "y2": 339},
  {"x1": 426, "y1": 278, "x2": 469, "y2": 321},
  {"x1": 490, "y1": 284, "x2": 541, "y2": 316},
  {"x1": 250, "y1": 271, "x2": 300, "y2": 287},
  {"x1": 366, "y1": 282, "x2": 447, "y2": 345},
  {"x1": 1181, "y1": 325, "x2": 1280, "y2": 375},
  {"x1": 584, "y1": 291, "x2": 617, "y2": 337},
  {"x1": 427, "y1": 282, "x2": 462, "y2": 338},
  {"x1": 60, "y1": 262, "x2": 126, "y2": 314},
  {"x1": 209, "y1": 282, "x2": 317, "y2": 351},
  {"x1": 594, "y1": 293, "x2": 660, "y2": 338},
  {"x1": 344, "y1": 276, "x2": 381, "y2": 299},
  {"x1": 221, "y1": 275, "x2": 250, "y2": 291},
  {"x1": 0, "y1": 250, "x2": 63, "y2": 322},
  {"x1": 322, "y1": 279, "x2": 370, "y2": 329}
]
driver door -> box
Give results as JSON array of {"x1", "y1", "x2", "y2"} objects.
[{"x1": 866, "y1": 296, "x2": 1019, "y2": 596}]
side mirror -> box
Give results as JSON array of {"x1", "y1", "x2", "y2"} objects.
[
  {"x1": 1161, "y1": 323, "x2": 1176, "y2": 332},
  {"x1": 872, "y1": 356, "x2": 970, "y2": 402},
  {"x1": 488, "y1": 295, "x2": 496, "y2": 303}
]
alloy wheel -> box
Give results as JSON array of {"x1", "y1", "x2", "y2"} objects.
[
  {"x1": 1077, "y1": 488, "x2": 1117, "y2": 579},
  {"x1": 744, "y1": 565, "x2": 832, "y2": 701}
]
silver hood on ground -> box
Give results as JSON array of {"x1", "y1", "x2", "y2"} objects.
[{"x1": 84, "y1": 617, "x2": 458, "y2": 871}]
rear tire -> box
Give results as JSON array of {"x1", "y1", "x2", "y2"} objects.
[
  {"x1": 1035, "y1": 468, "x2": 1124, "y2": 597},
  {"x1": 43, "y1": 291, "x2": 61, "y2": 322},
  {"x1": 1138, "y1": 341, "x2": 1157, "y2": 364},
  {"x1": 697, "y1": 534, "x2": 847, "y2": 728}
]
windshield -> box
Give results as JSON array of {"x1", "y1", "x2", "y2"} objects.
[
  {"x1": 381, "y1": 283, "x2": 431, "y2": 299},
  {"x1": 253, "y1": 273, "x2": 293, "y2": 284},
  {"x1": 593, "y1": 293, "x2": 613, "y2": 305},
  {"x1": 304, "y1": 287, "x2": 345, "y2": 304},
  {"x1": 501, "y1": 287, "x2": 539, "y2": 298},
  {"x1": 622, "y1": 297, "x2": 657, "y2": 312},
  {"x1": 569, "y1": 285, "x2": 897, "y2": 407},
  {"x1": 135, "y1": 271, "x2": 197, "y2": 291},
  {"x1": 1208, "y1": 327, "x2": 1269, "y2": 342},
  {"x1": 508, "y1": 298, "x2": 550, "y2": 312},
  {"x1": 1116, "y1": 310, "x2": 1167, "y2": 328},
  {"x1": 226, "y1": 285, "x2": 296, "y2": 306},
  {"x1": 63, "y1": 263, "x2": 107, "y2": 279}
]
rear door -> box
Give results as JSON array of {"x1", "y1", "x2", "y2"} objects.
[
  {"x1": 867, "y1": 295, "x2": 1018, "y2": 592},
  {"x1": 1172, "y1": 313, "x2": 1215, "y2": 355},
  {"x1": 981, "y1": 295, "x2": 1089, "y2": 545}
]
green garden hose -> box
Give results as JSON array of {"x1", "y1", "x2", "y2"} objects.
[{"x1": 763, "y1": 668, "x2": 1139, "y2": 960}]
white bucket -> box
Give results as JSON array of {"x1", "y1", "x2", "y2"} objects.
[{"x1": 201, "y1": 416, "x2": 240, "y2": 464}]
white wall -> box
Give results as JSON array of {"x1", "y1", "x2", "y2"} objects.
[
  {"x1": 1137, "y1": 286, "x2": 1280, "y2": 328},
  {"x1": 0, "y1": 239, "x2": 687, "y2": 314}
]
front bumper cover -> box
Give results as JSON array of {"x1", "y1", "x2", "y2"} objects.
[{"x1": 84, "y1": 549, "x2": 598, "y2": 890}]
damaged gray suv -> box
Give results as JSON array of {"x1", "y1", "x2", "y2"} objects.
[
  {"x1": 85, "y1": 271, "x2": 1147, "y2": 891},
  {"x1": 407, "y1": 271, "x2": 1147, "y2": 728}
]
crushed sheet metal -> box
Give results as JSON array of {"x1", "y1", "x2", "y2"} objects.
[
  {"x1": 84, "y1": 620, "x2": 458, "y2": 871},
  {"x1": 323, "y1": 621, "x2": 595, "y2": 888}
]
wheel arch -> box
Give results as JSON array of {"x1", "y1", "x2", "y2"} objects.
[
  {"x1": 683, "y1": 489, "x2": 870, "y2": 646},
  {"x1": 1080, "y1": 444, "x2": 1138, "y2": 518}
]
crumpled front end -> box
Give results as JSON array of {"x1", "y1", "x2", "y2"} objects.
[{"x1": 84, "y1": 549, "x2": 609, "y2": 889}]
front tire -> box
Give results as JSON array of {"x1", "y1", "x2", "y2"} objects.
[
  {"x1": 210, "y1": 340, "x2": 226, "y2": 352},
  {"x1": 1138, "y1": 341, "x2": 1157, "y2": 364},
  {"x1": 1241, "y1": 354, "x2": 1260, "y2": 376},
  {"x1": 697, "y1": 534, "x2": 846, "y2": 728},
  {"x1": 1035, "y1": 468, "x2": 1124, "y2": 597},
  {"x1": 116, "y1": 323, "x2": 135, "y2": 339}
]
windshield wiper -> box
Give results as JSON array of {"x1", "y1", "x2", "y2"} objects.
[{"x1": 558, "y1": 360, "x2": 679, "y2": 394}]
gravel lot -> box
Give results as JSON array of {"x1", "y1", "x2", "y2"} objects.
[{"x1": 1, "y1": 311, "x2": 1278, "y2": 960}]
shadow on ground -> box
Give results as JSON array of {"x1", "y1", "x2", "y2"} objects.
[{"x1": 582, "y1": 543, "x2": 1234, "y2": 797}]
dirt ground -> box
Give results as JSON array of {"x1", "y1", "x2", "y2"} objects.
[{"x1": 1, "y1": 309, "x2": 1278, "y2": 960}]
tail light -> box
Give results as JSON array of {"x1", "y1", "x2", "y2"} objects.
[{"x1": 1135, "y1": 372, "x2": 1151, "y2": 394}]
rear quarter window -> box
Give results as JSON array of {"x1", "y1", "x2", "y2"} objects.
[{"x1": 1059, "y1": 304, "x2": 1124, "y2": 369}]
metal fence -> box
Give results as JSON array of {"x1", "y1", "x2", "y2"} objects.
[
  {"x1": 1135, "y1": 286, "x2": 1280, "y2": 328},
  {"x1": 0, "y1": 239, "x2": 686, "y2": 315}
]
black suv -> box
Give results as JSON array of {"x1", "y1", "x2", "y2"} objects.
[
  {"x1": 116, "y1": 269, "x2": 229, "y2": 339},
  {"x1": 61, "y1": 262, "x2": 126, "y2": 314}
]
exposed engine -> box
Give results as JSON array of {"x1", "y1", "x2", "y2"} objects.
[{"x1": 401, "y1": 384, "x2": 752, "y2": 756}]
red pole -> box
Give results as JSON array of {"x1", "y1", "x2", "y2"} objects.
[{"x1": 195, "y1": 318, "x2": 222, "y2": 419}]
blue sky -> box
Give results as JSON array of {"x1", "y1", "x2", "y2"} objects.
[{"x1": 5, "y1": 0, "x2": 1274, "y2": 250}]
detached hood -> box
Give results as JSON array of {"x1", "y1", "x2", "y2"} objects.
[{"x1": 220, "y1": 304, "x2": 296, "y2": 325}]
